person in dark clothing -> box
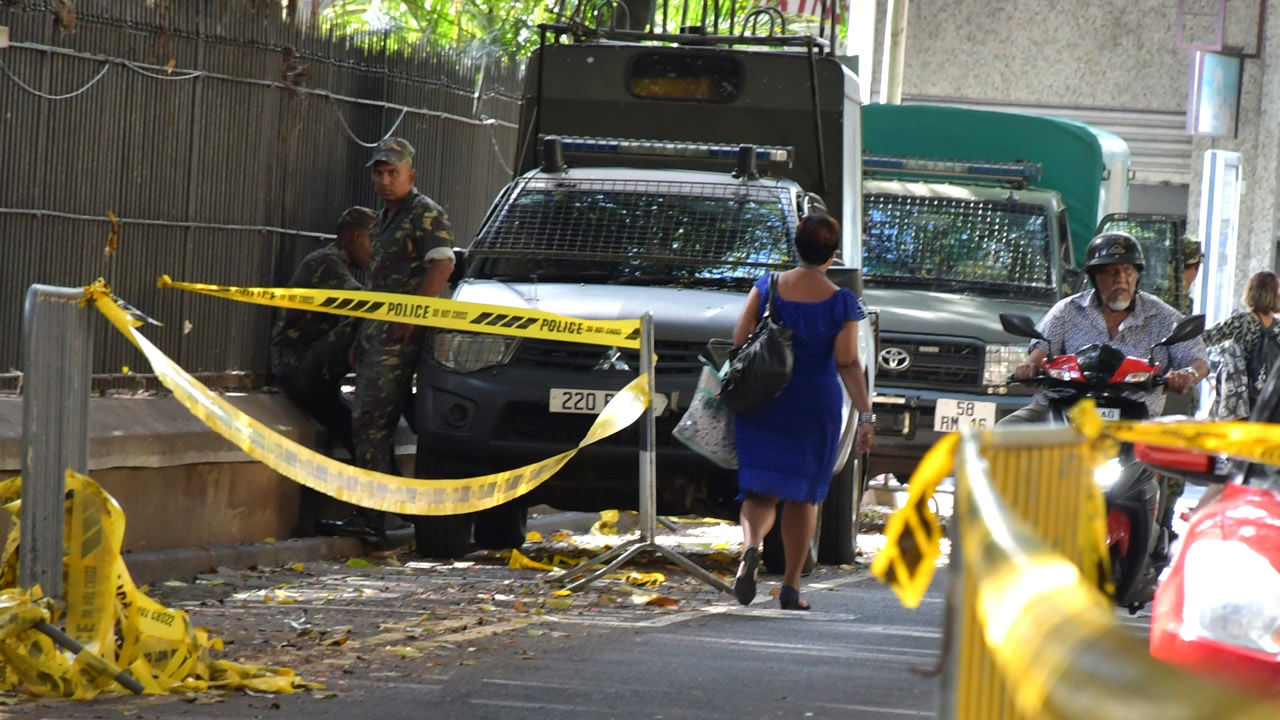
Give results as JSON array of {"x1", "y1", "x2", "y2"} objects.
[
  {"x1": 270, "y1": 206, "x2": 377, "y2": 459},
  {"x1": 316, "y1": 138, "x2": 456, "y2": 544}
]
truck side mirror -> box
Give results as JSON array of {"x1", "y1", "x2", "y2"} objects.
[
  {"x1": 448, "y1": 247, "x2": 469, "y2": 286},
  {"x1": 1000, "y1": 313, "x2": 1045, "y2": 341},
  {"x1": 1063, "y1": 267, "x2": 1085, "y2": 293}
]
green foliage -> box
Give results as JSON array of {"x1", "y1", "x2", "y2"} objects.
[
  {"x1": 314, "y1": 0, "x2": 839, "y2": 57},
  {"x1": 317, "y1": 0, "x2": 557, "y2": 57}
]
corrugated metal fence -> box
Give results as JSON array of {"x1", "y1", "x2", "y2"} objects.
[{"x1": 0, "y1": 1, "x2": 523, "y2": 390}]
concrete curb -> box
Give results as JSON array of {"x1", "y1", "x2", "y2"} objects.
[{"x1": 123, "y1": 512, "x2": 603, "y2": 585}]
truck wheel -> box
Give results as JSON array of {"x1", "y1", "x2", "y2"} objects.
[
  {"x1": 472, "y1": 501, "x2": 529, "y2": 550},
  {"x1": 413, "y1": 454, "x2": 474, "y2": 559},
  {"x1": 762, "y1": 502, "x2": 821, "y2": 576},
  {"x1": 818, "y1": 452, "x2": 866, "y2": 565}
]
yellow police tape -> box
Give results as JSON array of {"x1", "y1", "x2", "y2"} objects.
[
  {"x1": 868, "y1": 433, "x2": 955, "y2": 609},
  {"x1": 158, "y1": 275, "x2": 643, "y2": 349},
  {"x1": 0, "y1": 471, "x2": 312, "y2": 699},
  {"x1": 88, "y1": 283, "x2": 650, "y2": 516}
]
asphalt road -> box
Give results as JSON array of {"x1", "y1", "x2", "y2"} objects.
[{"x1": 19, "y1": 544, "x2": 947, "y2": 720}]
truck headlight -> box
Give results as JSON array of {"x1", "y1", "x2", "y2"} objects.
[
  {"x1": 984, "y1": 344, "x2": 1025, "y2": 386},
  {"x1": 432, "y1": 332, "x2": 521, "y2": 373},
  {"x1": 1182, "y1": 539, "x2": 1280, "y2": 654}
]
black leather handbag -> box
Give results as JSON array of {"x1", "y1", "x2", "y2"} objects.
[{"x1": 718, "y1": 273, "x2": 794, "y2": 413}]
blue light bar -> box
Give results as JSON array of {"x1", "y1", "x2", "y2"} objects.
[
  {"x1": 863, "y1": 154, "x2": 1042, "y2": 183},
  {"x1": 547, "y1": 135, "x2": 793, "y2": 165}
]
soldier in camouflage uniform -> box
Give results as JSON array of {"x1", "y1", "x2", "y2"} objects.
[
  {"x1": 316, "y1": 138, "x2": 456, "y2": 544},
  {"x1": 270, "y1": 206, "x2": 377, "y2": 459}
]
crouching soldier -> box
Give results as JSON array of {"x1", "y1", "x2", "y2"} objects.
[{"x1": 270, "y1": 206, "x2": 377, "y2": 460}]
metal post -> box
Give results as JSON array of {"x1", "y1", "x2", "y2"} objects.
[
  {"x1": 20, "y1": 285, "x2": 93, "y2": 599},
  {"x1": 563, "y1": 314, "x2": 732, "y2": 594}
]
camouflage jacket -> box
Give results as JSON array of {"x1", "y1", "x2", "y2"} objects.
[
  {"x1": 367, "y1": 187, "x2": 454, "y2": 296},
  {"x1": 271, "y1": 244, "x2": 363, "y2": 354}
]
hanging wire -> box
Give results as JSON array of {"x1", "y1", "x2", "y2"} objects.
[
  {"x1": 331, "y1": 100, "x2": 409, "y2": 147},
  {"x1": 0, "y1": 58, "x2": 109, "y2": 100}
]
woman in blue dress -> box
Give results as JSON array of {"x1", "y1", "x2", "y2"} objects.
[{"x1": 731, "y1": 213, "x2": 876, "y2": 610}]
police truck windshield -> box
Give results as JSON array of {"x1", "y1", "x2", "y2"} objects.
[
  {"x1": 863, "y1": 192, "x2": 1056, "y2": 300},
  {"x1": 468, "y1": 183, "x2": 797, "y2": 291}
]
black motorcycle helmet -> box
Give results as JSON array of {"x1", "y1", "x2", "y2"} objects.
[
  {"x1": 1084, "y1": 231, "x2": 1144, "y2": 310},
  {"x1": 1084, "y1": 231, "x2": 1146, "y2": 273}
]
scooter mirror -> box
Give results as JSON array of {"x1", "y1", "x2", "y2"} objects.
[
  {"x1": 1000, "y1": 313, "x2": 1046, "y2": 341},
  {"x1": 1154, "y1": 314, "x2": 1206, "y2": 349}
]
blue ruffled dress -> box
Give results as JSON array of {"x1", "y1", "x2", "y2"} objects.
[{"x1": 733, "y1": 274, "x2": 866, "y2": 504}]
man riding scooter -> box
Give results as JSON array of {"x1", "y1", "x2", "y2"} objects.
[{"x1": 1002, "y1": 231, "x2": 1210, "y2": 541}]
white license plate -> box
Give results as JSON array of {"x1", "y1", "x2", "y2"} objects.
[
  {"x1": 933, "y1": 398, "x2": 997, "y2": 432},
  {"x1": 1098, "y1": 407, "x2": 1122, "y2": 421},
  {"x1": 549, "y1": 388, "x2": 669, "y2": 415}
]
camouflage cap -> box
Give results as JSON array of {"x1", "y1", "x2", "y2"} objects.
[
  {"x1": 336, "y1": 206, "x2": 378, "y2": 233},
  {"x1": 367, "y1": 137, "x2": 415, "y2": 167},
  {"x1": 1180, "y1": 235, "x2": 1204, "y2": 265}
]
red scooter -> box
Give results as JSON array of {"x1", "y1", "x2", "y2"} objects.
[{"x1": 1000, "y1": 312, "x2": 1206, "y2": 613}]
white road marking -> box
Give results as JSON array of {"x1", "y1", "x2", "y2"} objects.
[{"x1": 816, "y1": 702, "x2": 935, "y2": 716}]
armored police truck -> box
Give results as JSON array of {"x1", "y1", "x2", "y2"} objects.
[{"x1": 411, "y1": 8, "x2": 874, "y2": 571}]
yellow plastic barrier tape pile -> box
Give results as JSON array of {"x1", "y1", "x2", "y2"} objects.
[
  {"x1": 0, "y1": 471, "x2": 313, "y2": 699},
  {"x1": 159, "y1": 275, "x2": 643, "y2": 349},
  {"x1": 87, "y1": 282, "x2": 650, "y2": 516}
]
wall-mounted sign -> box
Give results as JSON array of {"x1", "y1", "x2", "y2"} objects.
[{"x1": 1187, "y1": 50, "x2": 1242, "y2": 138}]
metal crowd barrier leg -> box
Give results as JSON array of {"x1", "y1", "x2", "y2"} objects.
[
  {"x1": 563, "y1": 313, "x2": 732, "y2": 595},
  {"x1": 19, "y1": 285, "x2": 93, "y2": 600}
]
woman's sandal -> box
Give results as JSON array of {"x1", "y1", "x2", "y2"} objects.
[
  {"x1": 734, "y1": 547, "x2": 761, "y2": 606},
  {"x1": 779, "y1": 584, "x2": 810, "y2": 611}
]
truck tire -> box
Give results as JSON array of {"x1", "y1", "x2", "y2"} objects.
[
  {"x1": 818, "y1": 452, "x2": 866, "y2": 565},
  {"x1": 762, "y1": 502, "x2": 821, "y2": 576},
  {"x1": 472, "y1": 501, "x2": 529, "y2": 550},
  {"x1": 412, "y1": 454, "x2": 474, "y2": 559}
]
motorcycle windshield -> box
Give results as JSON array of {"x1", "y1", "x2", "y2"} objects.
[{"x1": 1074, "y1": 343, "x2": 1129, "y2": 384}]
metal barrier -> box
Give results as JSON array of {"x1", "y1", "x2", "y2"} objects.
[
  {"x1": 19, "y1": 284, "x2": 93, "y2": 599},
  {"x1": 941, "y1": 425, "x2": 1280, "y2": 720}
]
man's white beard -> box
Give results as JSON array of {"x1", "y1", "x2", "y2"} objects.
[{"x1": 1106, "y1": 295, "x2": 1131, "y2": 311}]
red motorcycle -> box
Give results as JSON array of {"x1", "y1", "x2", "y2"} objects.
[{"x1": 1001, "y1": 312, "x2": 1206, "y2": 612}]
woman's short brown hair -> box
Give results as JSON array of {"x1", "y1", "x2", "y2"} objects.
[
  {"x1": 1243, "y1": 271, "x2": 1280, "y2": 313},
  {"x1": 794, "y1": 213, "x2": 841, "y2": 265}
]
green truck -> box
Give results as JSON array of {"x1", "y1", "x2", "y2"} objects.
[{"x1": 857, "y1": 104, "x2": 1185, "y2": 479}]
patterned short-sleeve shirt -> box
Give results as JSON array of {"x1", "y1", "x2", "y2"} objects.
[{"x1": 1030, "y1": 289, "x2": 1208, "y2": 416}]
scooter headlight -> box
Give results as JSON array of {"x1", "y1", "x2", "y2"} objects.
[
  {"x1": 1122, "y1": 372, "x2": 1152, "y2": 383},
  {"x1": 1093, "y1": 458, "x2": 1124, "y2": 491},
  {"x1": 1182, "y1": 539, "x2": 1280, "y2": 654}
]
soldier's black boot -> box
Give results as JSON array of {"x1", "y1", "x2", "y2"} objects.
[{"x1": 316, "y1": 509, "x2": 386, "y2": 544}]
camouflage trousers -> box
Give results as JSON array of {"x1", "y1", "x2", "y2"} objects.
[
  {"x1": 352, "y1": 325, "x2": 425, "y2": 477},
  {"x1": 271, "y1": 318, "x2": 359, "y2": 459}
]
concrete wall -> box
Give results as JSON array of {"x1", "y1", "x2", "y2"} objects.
[
  {"x1": 869, "y1": 0, "x2": 1188, "y2": 110},
  {"x1": 0, "y1": 394, "x2": 417, "y2": 553}
]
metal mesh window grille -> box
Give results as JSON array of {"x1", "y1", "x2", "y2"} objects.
[
  {"x1": 863, "y1": 193, "x2": 1054, "y2": 291},
  {"x1": 469, "y1": 179, "x2": 797, "y2": 288}
]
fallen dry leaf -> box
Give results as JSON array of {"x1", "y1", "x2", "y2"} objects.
[
  {"x1": 346, "y1": 558, "x2": 377, "y2": 569},
  {"x1": 645, "y1": 596, "x2": 679, "y2": 608}
]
